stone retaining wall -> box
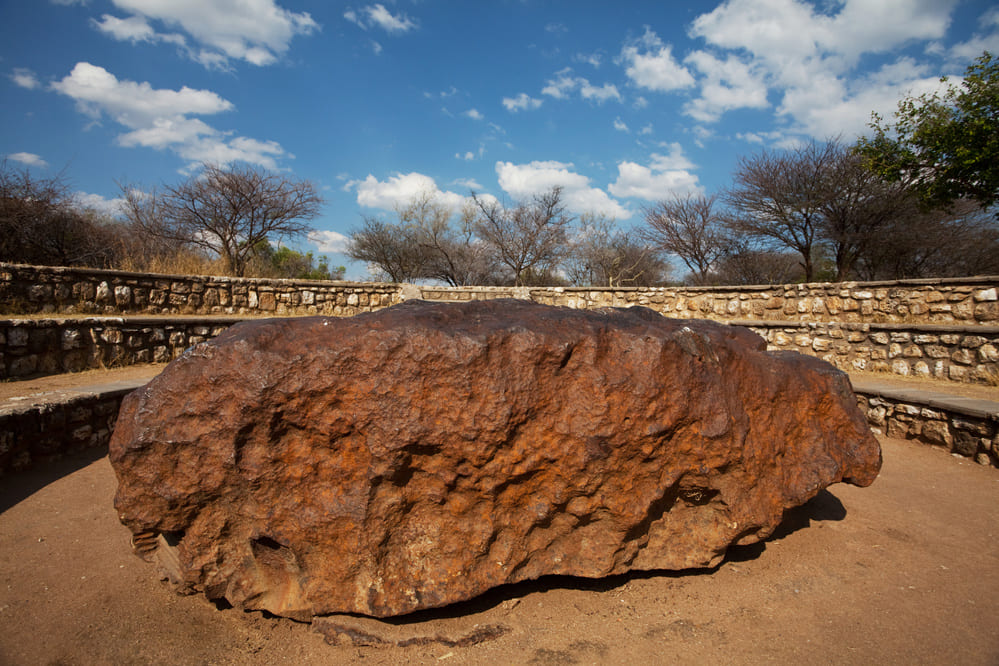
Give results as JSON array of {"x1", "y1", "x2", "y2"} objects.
[
  {"x1": 2, "y1": 318, "x2": 998, "y2": 386},
  {"x1": 0, "y1": 264, "x2": 400, "y2": 316},
  {"x1": 0, "y1": 383, "x2": 135, "y2": 476},
  {"x1": 856, "y1": 392, "x2": 997, "y2": 467},
  {"x1": 423, "y1": 279, "x2": 999, "y2": 325},
  {"x1": 2, "y1": 264, "x2": 998, "y2": 325},
  {"x1": 742, "y1": 321, "x2": 999, "y2": 384},
  {"x1": 0, "y1": 317, "x2": 243, "y2": 379}
]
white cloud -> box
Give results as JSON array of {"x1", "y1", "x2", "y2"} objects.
[
  {"x1": 451, "y1": 177, "x2": 482, "y2": 190},
  {"x1": 613, "y1": 117, "x2": 629, "y2": 133},
  {"x1": 736, "y1": 130, "x2": 786, "y2": 145},
  {"x1": 50, "y1": 62, "x2": 287, "y2": 170},
  {"x1": 690, "y1": 0, "x2": 954, "y2": 73},
  {"x1": 574, "y1": 52, "x2": 602, "y2": 68},
  {"x1": 681, "y1": 0, "x2": 964, "y2": 141},
  {"x1": 495, "y1": 161, "x2": 631, "y2": 219},
  {"x1": 502, "y1": 93, "x2": 543, "y2": 112},
  {"x1": 463, "y1": 108, "x2": 484, "y2": 120},
  {"x1": 6, "y1": 152, "x2": 49, "y2": 168},
  {"x1": 608, "y1": 144, "x2": 701, "y2": 201},
  {"x1": 949, "y1": 9, "x2": 999, "y2": 63},
  {"x1": 545, "y1": 22, "x2": 568, "y2": 35},
  {"x1": 96, "y1": 0, "x2": 318, "y2": 68},
  {"x1": 619, "y1": 28, "x2": 695, "y2": 92},
  {"x1": 73, "y1": 191, "x2": 125, "y2": 215},
  {"x1": 52, "y1": 62, "x2": 231, "y2": 124},
  {"x1": 308, "y1": 229, "x2": 349, "y2": 254},
  {"x1": 542, "y1": 69, "x2": 621, "y2": 103},
  {"x1": 456, "y1": 151, "x2": 475, "y2": 161},
  {"x1": 541, "y1": 69, "x2": 575, "y2": 99},
  {"x1": 10, "y1": 68, "x2": 40, "y2": 90},
  {"x1": 639, "y1": 124, "x2": 653, "y2": 136},
  {"x1": 683, "y1": 51, "x2": 769, "y2": 122},
  {"x1": 346, "y1": 172, "x2": 466, "y2": 211},
  {"x1": 92, "y1": 14, "x2": 157, "y2": 42},
  {"x1": 345, "y1": 4, "x2": 416, "y2": 33},
  {"x1": 371, "y1": 40, "x2": 383, "y2": 55},
  {"x1": 579, "y1": 80, "x2": 621, "y2": 103},
  {"x1": 779, "y1": 68, "x2": 945, "y2": 140}
]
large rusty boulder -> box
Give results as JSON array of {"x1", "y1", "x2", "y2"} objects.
[{"x1": 110, "y1": 299, "x2": 880, "y2": 619}]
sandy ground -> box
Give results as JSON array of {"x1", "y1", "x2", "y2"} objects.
[{"x1": 1, "y1": 435, "x2": 997, "y2": 665}]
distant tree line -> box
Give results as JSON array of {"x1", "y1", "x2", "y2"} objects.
[
  {"x1": 349, "y1": 52, "x2": 998, "y2": 286},
  {"x1": 0, "y1": 160, "x2": 343, "y2": 280},
  {"x1": 2, "y1": 52, "x2": 995, "y2": 286}
]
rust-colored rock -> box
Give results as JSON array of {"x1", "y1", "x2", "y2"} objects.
[{"x1": 109, "y1": 300, "x2": 881, "y2": 619}]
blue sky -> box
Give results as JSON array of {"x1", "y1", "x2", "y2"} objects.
[{"x1": 2, "y1": 0, "x2": 997, "y2": 278}]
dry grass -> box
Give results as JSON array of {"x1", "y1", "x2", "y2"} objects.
[{"x1": 113, "y1": 250, "x2": 226, "y2": 277}]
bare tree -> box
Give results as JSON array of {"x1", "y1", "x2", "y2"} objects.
[
  {"x1": 345, "y1": 215, "x2": 427, "y2": 282},
  {"x1": 471, "y1": 186, "x2": 572, "y2": 286},
  {"x1": 724, "y1": 141, "x2": 840, "y2": 281},
  {"x1": 400, "y1": 194, "x2": 499, "y2": 286},
  {"x1": 641, "y1": 193, "x2": 728, "y2": 285},
  {"x1": 712, "y1": 237, "x2": 804, "y2": 285},
  {"x1": 854, "y1": 199, "x2": 999, "y2": 279},
  {"x1": 345, "y1": 192, "x2": 500, "y2": 285},
  {"x1": 0, "y1": 160, "x2": 117, "y2": 268},
  {"x1": 567, "y1": 214, "x2": 670, "y2": 287},
  {"x1": 119, "y1": 163, "x2": 323, "y2": 277},
  {"x1": 815, "y1": 144, "x2": 915, "y2": 280}
]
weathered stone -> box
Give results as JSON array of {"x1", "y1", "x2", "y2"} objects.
[{"x1": 110, "y1": 300, "x2": 881, "y2": 620}]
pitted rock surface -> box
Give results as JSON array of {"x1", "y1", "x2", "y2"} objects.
[{"x1": 109, "y1": 299, "x2": 881, "y2": 619}]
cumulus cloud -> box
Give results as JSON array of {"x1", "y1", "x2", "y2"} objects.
[
  {"x1": 502, "y1": 93, "x2": 543, "y2": 112},
  {"x1": 10, "y1": 68, "x2": 40, "y2": 90},
  {"x1": 308, "y1": 229, "x2": 350, "y2": 254},
  {"x1": 574, "y1": 52, "x2": 602, "y2": 68},
  {"x1": 542, "y1": 69, "x2": 621, "y2": 103},
  {"x1": 778, "y1": 67, "x2": 946, "y2": 139},
  {"x1": 682, "y1": 51, "x2": 769, "y2": 122},
  {"x1": 6, "y1": 152, "x2": 49, "y2": 168},
  {"x1": 463, "y1": 108, "x2": 484, "y2": 120},
  {"x1": 344, "y1": 4, "x2": 416, "y2": 33},
  {"x1": 73, "y1": 191, "x2": 126, "y2": 215},
  {"x1": 608, "y1": 144, "x2": 701, "y2": 201},
  {"x1": 94, "y1": 0, "x2": 318, "y2": 68},
  {"x1": 495, "y1": 161, "x2": 631, "y2": 220},
  {"x1": 345, "y1": 172, "x2": 467, "y2": 211},
  {"x1": 613, "y1": 118, "x2": 629, "y2": 132},
  {"x1": 949, "y1": 7, "x2": 999, "y2": 62},
  {"x1": 678, "y1": 0, "x2": 965, "y2": 140},
  {"x1": 451, "y1": 177, "x2": 483, "y2": 190},
  {"x1": 51, "y1": 62, "x2": 287, "y2": 170},
  {"x1": 619, "y1": 28, "x2": 695, "y2": 92}
]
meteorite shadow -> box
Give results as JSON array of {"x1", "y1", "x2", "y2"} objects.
[
  {"x1": 725, "y1": 488, "x2": 847, "y2": 562},
  {"x1": 0, "y1": 447, "x2": 106, "y2": 513},
  {"x1": 373, "y1": 489, "x2": 847, "y2": 627}
]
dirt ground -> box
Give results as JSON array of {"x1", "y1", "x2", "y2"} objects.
[{"x1": 1, "y1": 435, "x2": 997, "y2": 665}]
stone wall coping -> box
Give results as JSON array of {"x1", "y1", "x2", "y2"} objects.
[
  {"x1": 851, "y1": 378, "x2": 999, "y2": 421},
  {"x1": 0, "y1": 379, "x2": 144, "y2": 417},
  {"x1": 729, "y1": 319, "x2": 999, "y2": 335},
  {"x1": 413, "y1": 274, "x2": 999, "y2": 294},
  {"x1": 0, "y1": 262, "x2": 398, "y2": 289},
  {"x1": 0, "y1": 315, "x2": 254, "y2": 328}
]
